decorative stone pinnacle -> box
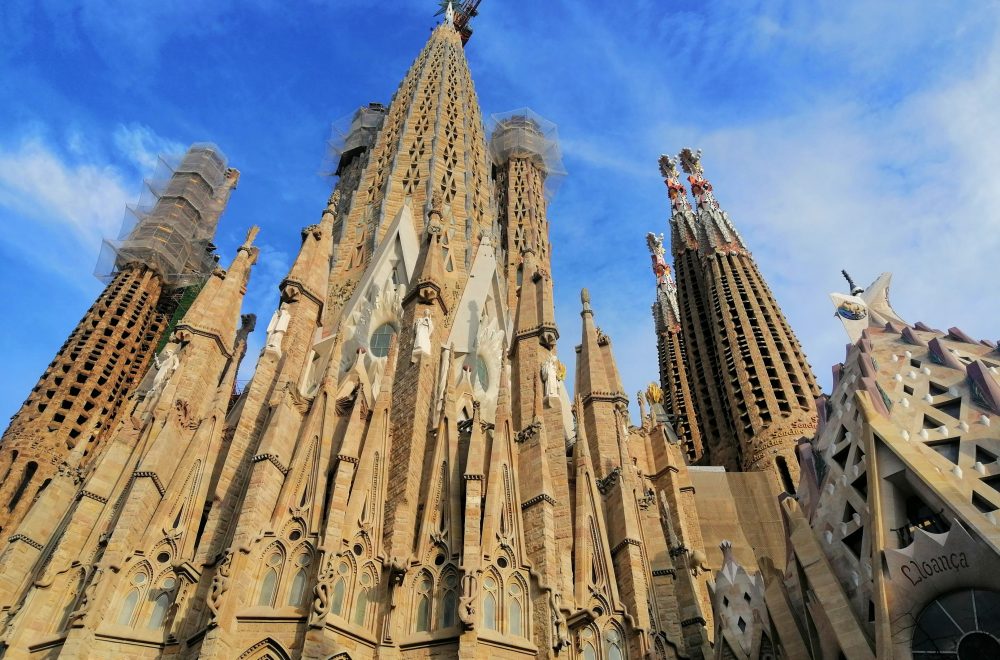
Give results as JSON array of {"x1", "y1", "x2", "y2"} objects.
[
  {"x1": 242, "y1": 225, "x2": 260, "y2": 248},
  {"x1": 580, "y1": 288, "x2": 592, "y2": 313},
  {"x1": 645, "y1": 382, "x2": 663, "y2": 406},
  {"x1": 720, "y1": 539, "x2": 735, "y2": 564},
  {"x1": 658, "y1": 154, "x2": 680, "y2": 181},
  {"x1": 646, "y1": 232, "x2": 670, "y2": 284},
  {"x1": 679, "y1": 148, "x2": 703, "y2": 176}
]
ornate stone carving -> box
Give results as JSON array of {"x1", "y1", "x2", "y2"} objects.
[
  {"x1": 207, "y1": 550, "x2": 233, "y2": 623},
  {"x1": 515, "y1": 421, "x2": 542, "y2": 444},
  {"x1": 458, "y1": 573, "x2": 477, "y2": 630},
  {"x1": 596, "y1": 467, "x2": 621, "y2": 494},
  {"x1": 310, "y1": 556, "x2": 336, "y2": 625}
]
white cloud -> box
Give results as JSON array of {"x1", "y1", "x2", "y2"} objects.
[
  {"x1": 113, "y1": 123, "x2": 185, "y2": 172},
  {"x1": 472, "y1": 0, "x2": 1000, "y2": 415},
  {"x1": 0, "y1": 123, "x2": 184, "y2": 288},
  {"x1": 0, "y1": 136, "x2": 130, "y2": 248}
]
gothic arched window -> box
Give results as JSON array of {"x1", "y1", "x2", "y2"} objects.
[
  {"x1": 147, "y1": 594, "x2": 170, "y2": 629},
  {"x1": 415, "y1": 573, "x2": 432, "y2": 632},
  {"x1": 353, "y1": 570, "x2": 373, "y2": 626},
  {"x1": 331, "y1": 560, "x2": 350, "y2": 615},
  {"x1": 146, "y1": 576, "x2": 176, "y2": 629},
  {"x1": 581, "y1": 628, "x2": 598, "y2": 660},
  {"x1": 116, "y1": 572, "x2": 147, "y2": 627},
  {"x1": 507, "y1": 581, "x2": 524, "y2": 637},
  {"x1": 288, "y1": 554, "x2": 312, "y2": 607},
  {"x1": 257, "y1": 551, "x2": 283, "y2": 606},
  {"x1": 482, "y1": 576, "x2": 498, "y2": 631},
  {"x1": 606, "y1": 627, "x2": 625, "y2": 660},
  {"x1": 440, "y1": 570, "x2": 459, "y2": 628}
]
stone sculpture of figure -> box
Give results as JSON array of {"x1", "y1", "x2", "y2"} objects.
[
  {"x1": 151, "y1": 347, "x2": 180, "y2": 394},
  {"x1": 265, "y1": 305, "x2": 291, "y2": 353},
  {"x1": 207, "y1": 551, "x2": 232, "y2": 622},
  {"x1": 411, "y1": 309, "x2": 434, "y2": 362},
  {"x1": 541, "y1": 353, "x2": 560, "y2": 401}
]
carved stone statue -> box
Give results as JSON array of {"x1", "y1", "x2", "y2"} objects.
[
  {"x1": 207, "y1": 550, "x2": 232, "y2": 622},
  {"x1": 264, "y1": 305, "x2": 291, "y2": 354},
  {"x1": 412, "y1": 309, "x2": 434, "y2": 362},
  {"x1": 151, "y1": 348, "x2": 180, "y2": 394},
  {"x1": 67, "y1": 566, "x2": 103, "y2": 626},
  {"x1": 541, "y1": 353, "x2": 560, "y2": 402},
  {"x1": 458, "y1": 573, "x2": 477, "y2": 630}
]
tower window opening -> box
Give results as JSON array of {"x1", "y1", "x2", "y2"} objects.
[
  {"x1": 776, "y1": 456, "x2": 796, "y2": 494},
  {"x1": 8, "y1": 462, "x2": 37, "y2": 511}
]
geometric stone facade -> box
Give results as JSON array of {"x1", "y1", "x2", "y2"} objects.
[{"x1": 3, "y1": 6, "x2": 999, "y2": 660}]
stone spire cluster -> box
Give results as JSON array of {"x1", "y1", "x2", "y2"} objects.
[
  {"x1": 651, "y1": 149, "x2": 820, "y2": 490},
  {"x1": 4, "y1": 6, "x2": 1000, "y2": 660},
  {"x1": 0, "y1": 13, "x2": 729, "y2": 660}
]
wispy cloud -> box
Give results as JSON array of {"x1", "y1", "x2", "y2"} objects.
[
  {"x1": 471, "y1": 0, "x2": 1000, "y2": 411},
  {"x1": 0, "y1": 123, "x2": 186, "y2": 288},
  {"x1": 0, "y1": 136, "x2": 129, "y2": 246},
  {"x1": 113, "y1": 123, "x2": 185, "y2": 172}
]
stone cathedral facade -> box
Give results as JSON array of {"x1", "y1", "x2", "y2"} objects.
[{"x1": 3, "y1": 6, "x2": 1000, "y2": 660}]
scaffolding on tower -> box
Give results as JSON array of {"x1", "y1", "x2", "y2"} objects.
[
  {"x1": 326, "y1": 103, "x2": 387, "y2": 177},
  {"x1": 95, "y1": 144, "x2": 235, "y2": 289},
  {"x1": 488, "y1": 108, "x2": 566, "y2": 198}
]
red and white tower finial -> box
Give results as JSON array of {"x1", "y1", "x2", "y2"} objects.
[
  {"x1": 658, "y1": 154, "x2": 691, "y2": 212},
  {"x1": 679, "y1": 147, "x2": 718, "y2": 210}
]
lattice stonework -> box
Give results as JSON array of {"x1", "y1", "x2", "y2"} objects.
[
  {"x1": 326, "y1": 23, "x2": 495, "y2": 322},
  {"x1": 0, "y1": 265, "x2": 167, "y2": 538}
]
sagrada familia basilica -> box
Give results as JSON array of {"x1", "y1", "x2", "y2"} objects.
[{"x1": 1, "y1": 4, "x2": 999, "y2": 659}]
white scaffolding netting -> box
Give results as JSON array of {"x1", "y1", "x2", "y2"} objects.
[
  {"x1": 96, "y1": 144, "x2": 231, "y2": 288},
  {"x1": 327, "y1": 103, "x2": 387, "y2": 176},
  {"x1": 488, "y1": 108, "x2": 565, "y2": 196}
]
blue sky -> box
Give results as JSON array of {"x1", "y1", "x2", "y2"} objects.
[{"x1": 1, "y1": 0, "x2": 999, "y2": 424}]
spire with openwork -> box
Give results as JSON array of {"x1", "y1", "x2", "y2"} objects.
[{"x1": 676, "y1": 148, "x2": 819, "y2": 488}]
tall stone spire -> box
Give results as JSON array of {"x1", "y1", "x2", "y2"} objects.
[
  {"x1": 647, "y1": 230, "x2": 704, "y2": 462},
  {"x1": 677, "y1": 148, "x2": 819, "y2": 489},
  {"x1": 575, "y1": 289, "x2": 629, "y2": 478},
  {"x1": 660, "y1": 153, "x2": 739, "y2": 470},
  {"x1": 0, "y1": 144, "x2": 238, "y2": 545},
  {"x1": 323, "y1": 17, "x2": 493, "y2": 327}
]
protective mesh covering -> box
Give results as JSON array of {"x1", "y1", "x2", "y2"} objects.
[
  {"x1": 96, "y1": 144, "x2": 233, "y2": 288},
  {"x1": 488, "y1": 108, "x2": 565, "y2": 195},
  {"x1": 328, "y1": 103, "x2": 387, "y2": 175}
]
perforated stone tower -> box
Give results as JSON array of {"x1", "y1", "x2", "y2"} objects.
[
  {"x1": 658, "y1": 150, "x2": 820, "y2": 488},
  {"x1": 0, "y1": 144, "x2": 237, "y2": 545}
]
